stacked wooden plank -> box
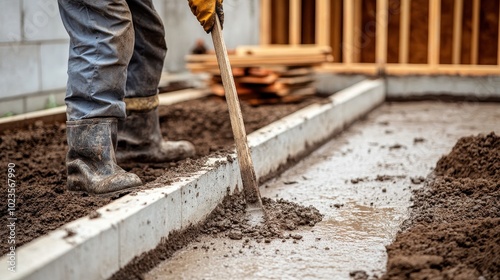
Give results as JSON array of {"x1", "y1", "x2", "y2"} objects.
[{"x1": 186, "y1": 45, "x2": 333, "y2": 105}]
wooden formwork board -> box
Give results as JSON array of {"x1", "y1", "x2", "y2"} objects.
[
  {"x1": 260, "y1": 0, "x2": 271, "y2": 45},
  {"x1": 259, "y1": 0, "x2": 500, "y2": 76},
  {"x1": 376, "y1": 0, "x2": 388, "y2": 66},
  {"x1": 343, "y1": 0, "x2": 354, "y2": 64},
  {"x1": 0, "y1": 89, "x2": 210, "y2": 131},
  {"x1": 289, "y1": 0, "x2": 302, "y2": 45},
  {"x1": 399, "y1": 0, "x2": 411, "y2": 64},
  {"x1": 471, "y1": 0, "x2": 480, "y2": 65},
  {"x1": 452, "y1": 0, "x2": 463, "y2": 64},
  {"x1": 320, "y1": 63, "x2": 500, "y2": 76},
  {"x1": 234, "y1": 45, "x2": 332, "y2": 56},
  {"x1": 315, "y1": 0, "x2": 331, "y2": 47},
  {"x1": 331, "y1": 0, "x2": 342, "y2": 63},
  {"x1": 428, "y1": 0, "x2": 441, "y2": 65}
]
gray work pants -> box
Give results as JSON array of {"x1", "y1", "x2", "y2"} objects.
[{"x1": 58, "y1": 0, "x2": 167, "y2": 120}]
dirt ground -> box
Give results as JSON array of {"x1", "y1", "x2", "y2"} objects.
[
  {"x1": 383, "y1": 132, "x2": 499, "y2": 280},
  {"x1": 0, "y1": 96, "x2": 325, "y2": 256}
]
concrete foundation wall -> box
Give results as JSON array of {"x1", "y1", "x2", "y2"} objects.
[
  {"x1": 0, "y1": 0, "x2": 259, "y2": 115},
  {"x1": 386, "y1": 75, "x2": 500, "y2": 99},
  {"x1": 315, "y1": 73, "x2": 369, "y2": 95},
  {"x1": 315, "y1": 73, "x2": 500, "y2": 100}
]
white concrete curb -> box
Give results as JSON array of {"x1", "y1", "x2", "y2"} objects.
[{"x1": 0, "y1": 79, "x2": 385, "y2": 280}]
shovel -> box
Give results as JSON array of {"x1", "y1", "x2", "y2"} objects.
[{"x1": 210, "y1": 17, "x2": 266, "y2": 226}]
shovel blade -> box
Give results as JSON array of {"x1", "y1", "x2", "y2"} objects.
[{"x1": 246, "y1": 202, "x2": 266, "y2": 227}]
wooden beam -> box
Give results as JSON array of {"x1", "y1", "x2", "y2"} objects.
[
  {"x1": 259, "y1": 0, "x2": 271, "y2": 45},
  {"x1": 399, "y1": 0, "x2": 411, "y2": 64},
  {"x1": 498, "y1": 0, "x2": 500, "y2": 65},
  {"x1": 0, "y1": 89, "x2": 212, "y2": 131},
  {"x1": 315, "y1": 0, "x2": 331, "y2": 46},
  {"x1": 452, "y1": 0, "x2": 463, "y2": 64},
  {"x1": 386, "y1": 63, "x2": 500, "y2": 75},
  {"x1": 353, "y1": 0, "x2": 363, "y2": 62},
  {"x1": 289, "y1": 0, "x2": 302, "y2": 45},
  {"x1": 343, "y1": 0, "x2": 355, "y2": 64},
  {"x1": 428, "y1": 0, "x2": 441, "y2": 66},
  {"x1": 376, "y1": 0, "x2": 389, "y2": 67},
  {"x1": 235, "y1": 45, "x2": 332, "y2": 56},
  {"x1": 332, "y1": 0, "x2": 342, "y2": 61},
  {"x1": 319, "y1": 62, "x2": 500, "y2": 76},
  {"x1": 0, "y1": 106, "x2": 66, "y2": 131},
  {"x1": 320, "y1": 63, "x2": 379, "y2": 75},
  {"x1": 471, "y1": 0, "x2": 480, "y2": 65}
]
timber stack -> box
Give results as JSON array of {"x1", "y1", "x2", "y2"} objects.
[{"x1": 186, "y1": 45, "x2": 333, "y2": 105}]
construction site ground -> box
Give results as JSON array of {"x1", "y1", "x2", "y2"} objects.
[
  {"x1": 1, "y1": 94, "x2": 498, "y2": 279},
  {"x1": 144, "y1": 101, "x2": 499, "y2": 280}
]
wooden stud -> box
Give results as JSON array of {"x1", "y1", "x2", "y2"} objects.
[
  {"x1": 376, "y1": 0, "x2": 388, "y2": 67},
  {"x1": 428, "y1": 0, "x2": 441, "y2": 66},
  {"x1": 343, "y1": 0, "x2": 354, "y2": 64},
  {"x1": 315, "y1": 0, "x2": 331, "y2": 47},
  {"x1": 399, "y1": 0, "x2": 411, "y2": 64},
  {"x1": 260, "y1": 0, "x2": 271, "y2": 45},
  {"x1": 452, "y1": 0, "x2": 463, "y2": 64},
  {"x1": 272, "y1": 0, "x2": 289, "y2": 44},
  {"x1": 289, "y1": 0, "x2": 302, "y2": 45},
  {"x1": 353, "y1": 0, "x2": 362, "y2": 62},
  {"x1": 331, "y1": 0, "x2": 342, "y2": 62},
  {"x1": 471, "y1": 0, "x2": 480, "y2": 65}
]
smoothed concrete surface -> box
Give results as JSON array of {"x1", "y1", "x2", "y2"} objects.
[{"x1": 145, "y1": 102, "x2": 499, "y2": 280}]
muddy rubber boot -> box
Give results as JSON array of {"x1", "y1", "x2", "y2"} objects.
[
  {"x1": 116, "y1": 108, "x2": 195, "y2": 163},
  {"x1": 66, "y1": 118, "x2": 143, "y2": 194}
]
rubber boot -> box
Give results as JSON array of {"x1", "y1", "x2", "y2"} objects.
[
  {"x1": 116, "y1": 108, "x2": 195, "y2": 163},
  {"x1": 66, "y1": 118, "x2": 143, "y2": 194}
]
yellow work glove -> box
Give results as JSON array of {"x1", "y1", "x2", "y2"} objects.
[{"x1": 188, "y1": 0, "x2": 224, "y2": 33}]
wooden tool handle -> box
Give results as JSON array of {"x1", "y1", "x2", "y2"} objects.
[{"x1": 211, "y1": 17, "x2": 262, "y2": 205}]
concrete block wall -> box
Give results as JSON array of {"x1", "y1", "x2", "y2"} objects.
[
  {"x1": 0, "y1": 0, "x2": 259, "y2": 116},
  {"x1": 0, "y1": 0, "x2": 68, "y2": 115}
]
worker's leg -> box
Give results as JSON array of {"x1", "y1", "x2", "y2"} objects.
[
  {"x1": 58, "y1": 0, "x2": 142, "y2": 193},
  {"x1": 59, "y1": 0, "x2": 134, "y2": 120},
  {"x1": 124, "y1": 0, "x2": 166, "y2": 99},
  {"x1": 116, "y1": 0, "x2": 195, "y2": 163}
]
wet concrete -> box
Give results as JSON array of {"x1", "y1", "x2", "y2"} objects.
[{"x1": 145, "y1": 102, "x2": 499, "y2": 280}]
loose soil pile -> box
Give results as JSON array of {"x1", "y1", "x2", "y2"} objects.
[
  {"x1": 202, "y1": 195, "x2": 323, "y2": 241},
  {"x1": 0, "y1": 96, "x2": 325, "y2": 255},
  {"x1": 110, "y1": 191, "x2": 323, "y2": 280},
  {"x1": 383, "y1": 132, "x2": 499, "y2": 280}
]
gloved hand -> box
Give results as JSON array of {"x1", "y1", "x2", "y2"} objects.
[{"x1": 188, "y1": 0, "x2": 224, "y2": 33}]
